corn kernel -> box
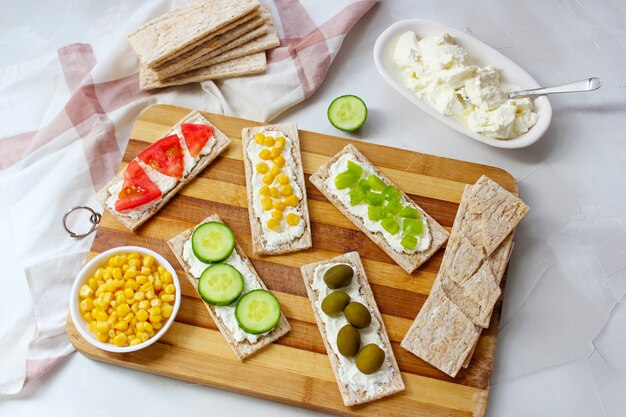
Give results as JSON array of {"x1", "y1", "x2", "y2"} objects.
[
  {"x1": 259, "y1": 185, "x2": 270, "y2": 196},
  {"x1": 154, "y1": 278, "x2": 163, "y2": 291},
  {"x1": 142, "y1": 255, "x2": 155, "y2": 268},
  {"x1": 126, "y1": 279, "x2": 139, "y2": 290},
  {"x1": 164, "y1": 284, "x2": 175, "y2": 295},
  {"x1": 270, "y1": 147, "x2": 282, "y2": 158},
  {"x1": 254, "y1": 132, "x2": 265, "y2": 144},
  {"x1": 153, "y1": 321, "x2": 163, "y2": 330},
  {"x1": 128, "y1": 258, "x2": 140, "y2": 268},
  {"x1": 80, "y1": 298, "x2": 94, "y2": 312},
  {"x1": 123, "y1": 266, "x2": 137, "y2": 279},
  {"x1": 267, "y1": 219, "x2": 280, "y2": 230},
  {"x1": 276, "y1": 173, "x2": 289, "y2": 184},
  {"x1": 140, "y1": 282, "x2": 153, "y2": 293},
  {"x1": 256, "y1": 162, "x2": 269, "y2": 174},
  {"x1": 161, "y1": 303, "x2": 174, "y2": 318},
  {"x1": 88, "y1": 277, "x2": 97, "y2": 290},
  {"x1": 116, "y1": 303, "x2": 131, "y2": 317},
  {"x1": 149, "y1": 306, "x2": 162, "y2": 316},
  {"x1": 275, "y1": 136, "x2": 286, "y2": 149},
  {"x1": 138, "y1": 300, "x2": 150, "y2": 310},
  {"x1": 151, "y1": 299, "x2": 162, "y2": 307},
  {"x1": 122, "y1": 264, "x2": 129, "y2": 272},
  {"x1": 105, "y1": 279, "x2": 116, "y2": 292},
  {"x1": 273, "y1": 200, "x2": 286, "y2": 211},
  {"x1": 161, "y1": 294, "x2": 175, "y2": 303},
  {"x1": 96, "y1": 332, "x2": 109, "y2": 342},
  {"x1": 161, "y1": 271, "x2": 173, "y2": 284},
  {"x1": 131, "y1": 303, "x2": 139, "y2": 313},
  {"x1": 112, "y1": 267, "x2": 122, "y2": 280},
  {"x1": 95, "y1": 268, "x2": 105, "y2": 280},
  {"x1": 96, "y1": 321, "x2": 110, "y2": 334},
  {"x1": 284, "y1": 195, "x2": 299, "y2": 207},
  {"x1": 262, "y1": 173, "x2": 275, "y2": 185},
  {"x1": 136, "y1": 309, "x2": 149, "y2": 322},
  {"x1": 271, "y1": 210, "x2": 283, "y2": 220},
  {"x1": 103, "y1": 292, "x2": 113, "y2": 304},
  {"x1": 124, "y1": 288, "x2": 134, "y2": 299},
  {"x1": 83, "y1": 312, "x2": 95, "y2": 323},
  {"x1": 137, "y1": 331, "x2": 149, "y2": 342},
  {"x1": 146, "y1": 289, "x2": 155, "y2": 300},
  {"x1": 286, "y1": 213, "x2": 300, "y2": 226},
  {"x1": 264, "y1": 136, "x2": 275, "y2": 147},
  {"x1": 261, "y1": 197, "x2": 273, "y2": 210},
  {"x1": 108, "y1": 256, "x2": 116, "y2": 267},
  {"x1": 115, "y1": 293, "x2": 127, "y2": 305},
  {"x1": 269, "y1": 187, "x2": 279, "y2": 198},
  {"x1": 157, "y1": 265, "x2": 166, "y2": 275},
  {"x1": 143, "y1": 322, "x2": 154, "y2": 333},
  {"x1": 270, "y1": 164, "x2": 281, "y2": 176},
  {"x1": 89, "y1": 321, "x2": 97, "y2": 333},
  {"x1": 128, "y1": 252, "x2": 140, "y2": 260},
  {"x1": 149, "y1": 314, "x2": 162, "y2": 324},
  {"x1": 112, "y1": 333, "x2": 127, "y2": 347},
  {"x1": 79, "y1": 285, "x2": 93, "y2": 299},
  {"x1": 273, "y1": 155, "x2": 285, "y2": 167},
  {"x1": 140, "y1": 266, "x2": 151, "y2": 276},
  {"x1": 114, "y1": 320, "x2": 128, "y2": 331},
  {"x1": 114, "y1": 256, "x2": 126, "y2": 267},
  {"x1": 279, "y1": 184, "x2": 293, "y2": 196},
  {"x1": 259, "y1": 149, "x2": 271, "y2": 160},
  {"x1": 136, "y1": 274, "x2": 148, "y2": 285}
]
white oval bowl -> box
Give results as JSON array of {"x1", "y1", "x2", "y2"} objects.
[
  {"x1": 69, "y1": 246, "x2": 181, "y2": 353},
  {"x1": 373, "y1": 19, "x2": 552, "y2": 149}
]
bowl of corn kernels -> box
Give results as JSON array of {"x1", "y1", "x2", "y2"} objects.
[{"x1": 69, "y1": 246, "x2": 181, "y2": 353}]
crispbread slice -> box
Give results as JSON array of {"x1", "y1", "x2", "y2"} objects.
[
  {"x1": 300, "y1": 252, "x2": 405, "y2": 406},
  {"x1": 459, "y1": 175, "x2": 528, "y2": 255},
  {"x1": 400, "y1": 281, "x2": 480, "y2": 378},
  {"x1": 440, "y1": 262, "x2": 501, "y2": 328},
  {"x1": 154, "y1": 7, "x2": 273, "y2": 79},
  {"x1": 440, "y1": 229, "x2": 485, "y2": 284},
  {"x1": 309, "y1": 144, "x2": 449, "y2": 273},
  {"x1": 140, "y1": 52, "x2": 266, "y2": 90},
  {"x1": 96, "y1": 111, "x2": 231, "y2": 232},
  {"x1": 128, "y1": 0, "x2": 260, "y2": 68},
  {"x1": 167, "y1": 214, "x2": 290, "y2": 360},
  {"x1": 241, "y1": 123, "x2": 312, "y2": 255}
]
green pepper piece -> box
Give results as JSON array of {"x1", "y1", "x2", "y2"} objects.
[
  {"x1": 402, "y1": 218, "x2": 424, "y2": 235},
  {"x1": 401, "y1": 234, "x2": 418, "y2": 250},
  {"x1": 381, "y1": 216, "x2": 400, "y2": 235},
  {"x1": 349, "y1": 188, "x2": 365, "y2": 206},
  {"x1": 358, "y1": 179, "x2": 371, "y2": 192},
  {"x1": 334, "y1": 171, "x2": 359, "y2": 190},
  {"x1": 398, "y1": 205, "x2": 419, "y2": 219},
  {"x1": 383, "y1": 185, "x2": 402, "y2": 202},
  {"x1": 364, "y1": 191, "x2": 385, "y2": 206},
  {"x1": 367, "y1": 174, "x2": 387, "y2": 192},
  {"x1": 368, "y1": 206, "x2": 387, "y2": 221},
  {"x1": 385, "y1": 200, "x2": 403, "y2": 215},
  {"x1": 347, "y1": 160, "x2": 363, "y2": 177}
]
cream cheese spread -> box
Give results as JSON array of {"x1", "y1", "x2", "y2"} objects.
[
  {"x1": 325, "y1": 153, "x2": 431, "y2": 253},
  {"x1": 312, "y1": 263, "x2": 395, "y2": 396},
  {"x1": 182, "y1": 238, "x2": 268, "y2": 344},
  {"x1": 247, "y1": 130, "x2": 305, "y2": 250},
  {"x1": 394, "y1": 31, "x2": 538, "y2": 139}
]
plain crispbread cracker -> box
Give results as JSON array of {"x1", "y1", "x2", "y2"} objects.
[
  {"x1": 241, "y1": 123, "x2": 312, "y2": 255},
  {"x1": 300, "y1": 252, "x2": 405, "y2": 406},
  {"x1": 96, "y1": 111, "x2": 231, "y2": 232},
  {"x1": 140, "y1": 52, "x2": 266, "y2": 90},
  {"x1": 400, "y1": 281, "x2": 480, "y2": 378},
  {"x1": 128, "y1": 0, "x2": 260, "y2": 68},
  {"x1": 154, "y1": 7, "x2": 274, "y2": 79},
  {"x1": 167, "y1": 214, "x2": 290, "y2": 360},
  {"x1": 309, "y1": 144, "x2": 449, "y2": 274}
]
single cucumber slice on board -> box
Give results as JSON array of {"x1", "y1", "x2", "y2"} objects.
[
  {"x1": 327, "y1": 95, "x2": 368, "y2": 132},
  {"x1": 235, "y1": 289, "x2": 282, "y2": 334},
  {"x1": 198, "y1": 263, "x2": 244, "y2": 306},
  {"x1": 191, "y1": 222, "x2": 235, "y2": 263}
]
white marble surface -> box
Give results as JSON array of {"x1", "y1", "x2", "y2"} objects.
[{"x1": 1, "y1": 0, "x2": 625, "y2": 416}]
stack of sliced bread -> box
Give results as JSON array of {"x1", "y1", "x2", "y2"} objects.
[{"x1": 128, "y1": 0, "x2": 280, "y2": 90}]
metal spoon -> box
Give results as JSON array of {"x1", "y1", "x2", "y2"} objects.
[{"x1": 507, "y1": 77, "x2": 602, "y2": 99}]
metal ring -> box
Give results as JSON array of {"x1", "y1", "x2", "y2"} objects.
[{"x1": 63, "y1": 206, "x2": 101, "y2": 239}]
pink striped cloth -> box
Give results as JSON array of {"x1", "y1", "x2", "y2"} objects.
[{"x1": 0, "y1": 0, "x2": 375, "y2": 394}]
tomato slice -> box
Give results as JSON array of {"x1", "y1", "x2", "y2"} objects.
[
  {"x1": 181, "y1": 123, "x2": 214, "y2": 158},
  {"x1": 115, "y1": 160, "x2": 162, "y2": 212},
  {"x1": 138, "y1": 134, "x2": 184, "y2": 179}
]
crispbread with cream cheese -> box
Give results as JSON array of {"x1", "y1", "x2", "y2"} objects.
[
  {"x1": 96, "y1": 111, "x2": 230, "y2": 232},
  {"x1": 140, "y1": 52, "x2": 266, "y2": 90},
  {"x1": 241, "y1": 123, "x2": 312, "y2": 255},
  {"x1": 300, "y1": 252, "x2": 405, "y2": 406},
  {"x1": 309, "y1": 144, "x2": 449, "y2": 274},
  {"x1": 128, "y1": 0, "x2": 260, "y2": 68},
  {"x1": 167, "y1": 214, "x2": 290, "y2": 360}
]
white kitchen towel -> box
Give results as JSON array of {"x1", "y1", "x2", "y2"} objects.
[{"x1": 0, "y1": 0, "x2": 376, "y2": 394}]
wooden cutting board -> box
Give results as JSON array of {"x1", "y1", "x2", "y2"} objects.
[{"x1": 66, "y1": 104, "x2": 518, "y2": 417}]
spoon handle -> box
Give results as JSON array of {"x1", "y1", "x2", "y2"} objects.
[{"x1": 508, "y1": 77, "x2": 602, "y2": 99}]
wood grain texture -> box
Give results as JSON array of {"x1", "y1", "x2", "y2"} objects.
[{"x1": 66, "y1": 104, "x2": 518, "y2": 417}]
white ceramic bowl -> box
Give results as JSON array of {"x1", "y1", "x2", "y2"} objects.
[
  {"x1": 70, "y1": 246, "x2": 181, "y2": 353},
  {"x1": 373, "y1": 19, "x2": 552, "y2": 149}
]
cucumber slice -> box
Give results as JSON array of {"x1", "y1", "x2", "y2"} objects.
[
  {"x1": 198, "y1": 263, "x2": 244, "y2": 306},
  {"x1": 191, "y1": 222, "x2": 235, "y2": 263},
  {"x1": 327, "y1": 95, "x2": 368, "y2": 132},
  {"x1": 235, "y1": 289, "x2": 281, "y2": 334}
]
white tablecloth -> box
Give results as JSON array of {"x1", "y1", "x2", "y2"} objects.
[{"x1": 1, "y1": 0, "x2": 625, "y2": 416}]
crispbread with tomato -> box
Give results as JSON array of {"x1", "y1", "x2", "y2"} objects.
[{"x1": 96, "y1": 111, "x2": 231, "y2": 231}]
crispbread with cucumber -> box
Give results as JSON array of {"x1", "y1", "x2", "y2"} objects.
[
  {"x1": 96, "y1": 110, "x2": 231, "y2": 232},
  {"x1": 300, "y1": 252, "x2": 404, "y2": 406},
  {"x1": 309, "y1": 144, "x2": 449, "y2": 273},
  {"x1": 241, "y1": 123, "x2": 312, "y2": 255},
  {"x1": 167, "y1": 214, "x2": 290, "y2": 360}
]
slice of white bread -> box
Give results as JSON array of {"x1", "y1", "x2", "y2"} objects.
[
  {"x1": 300, "y1": 251, "x2": 405, "y2": 406},
  {"x1": 240, "y1": 123, "x2": 312, "y2": 255},
  {"x1": 309, "y1": 144, "x2": 449, "y2": 273},
  {"x1": 96, "y1": 111, "x2": 231, "y2": 232},
  {"x1": 168, "y1": 214, "x2": 290, "y2": 360}
]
